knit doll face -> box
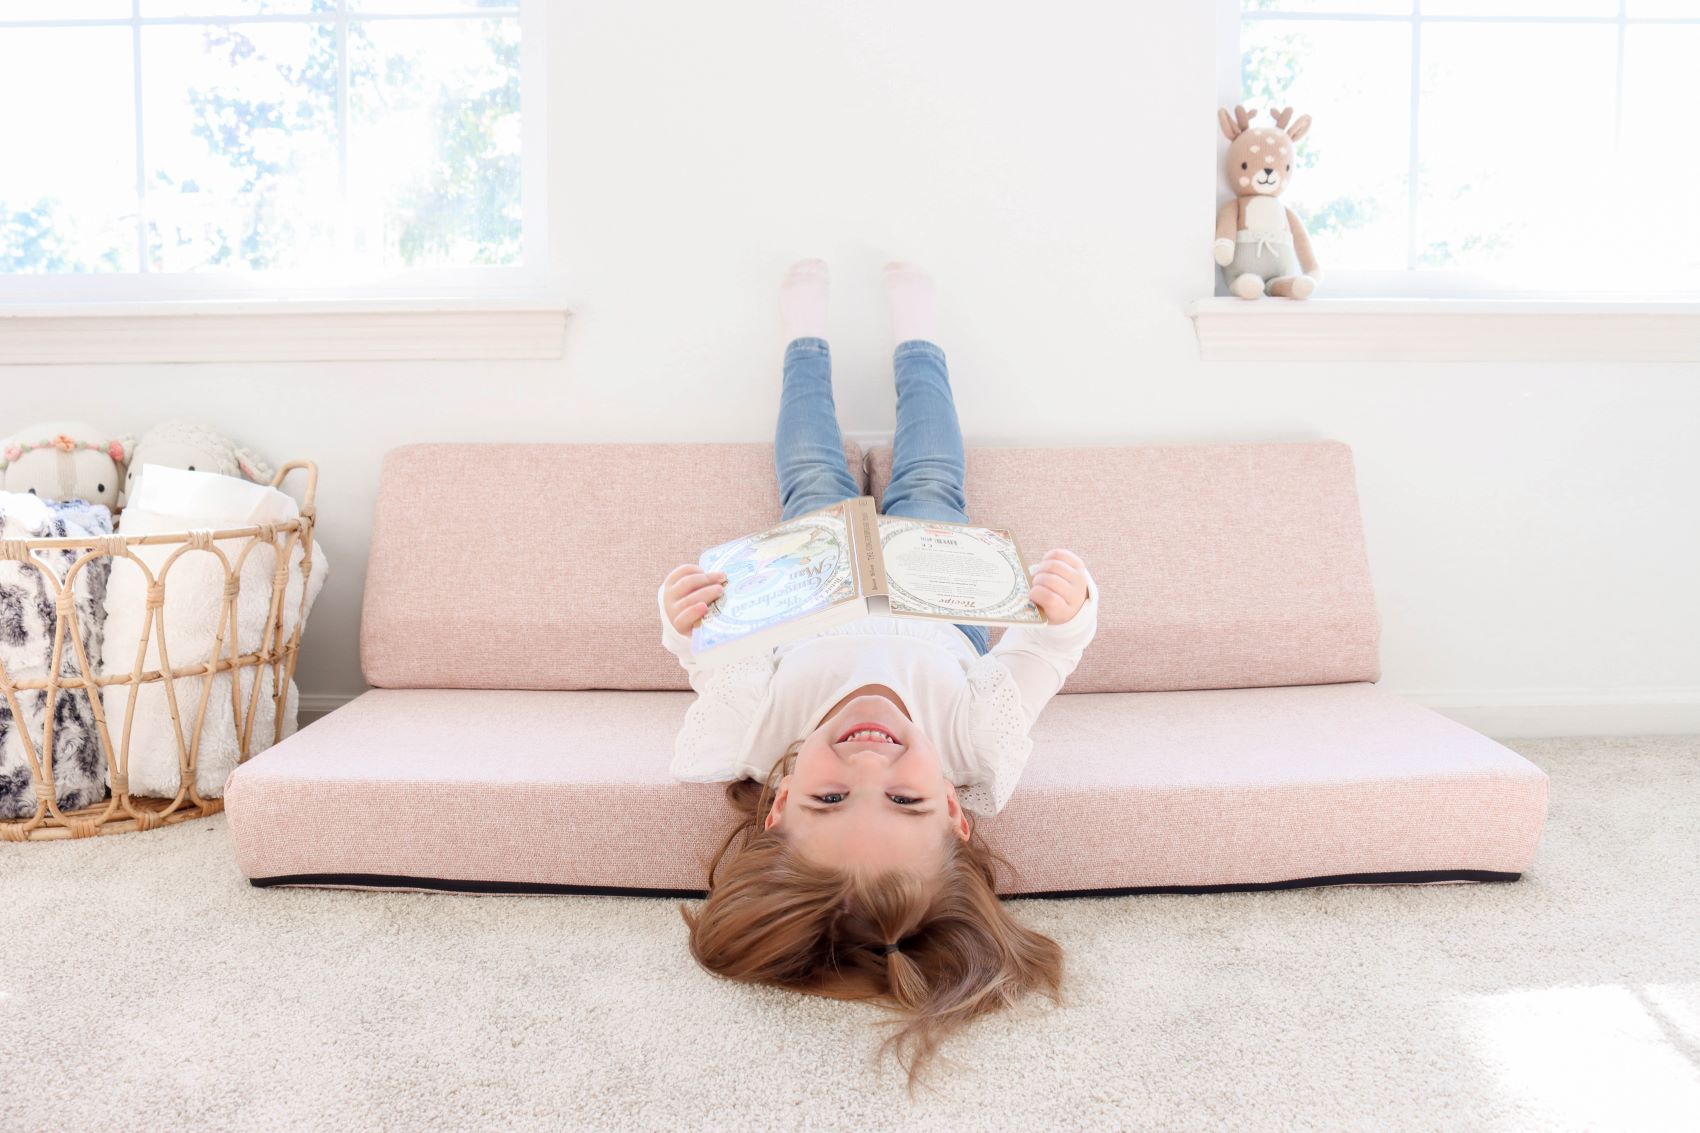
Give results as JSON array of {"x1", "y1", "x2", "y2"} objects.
[
  {"x1": 765, "y1": 688, "x2": 970, "y2": 874},
  {"x1": 1230, "y1": 127, "x2": 1295, "y2": 196},
  {"x1": 1220, "y1": 105, "x2": 1311, "y2": 200}
]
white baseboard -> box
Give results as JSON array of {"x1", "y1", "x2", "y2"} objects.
[
  {"x1": 297, "y1": 688, "x2": 1700, "y2": 739},
  {"x1": 298, "y1": 692, "x2": 360, "y2": 726},
  {"x1": 1393, "y1": 688, "x2": 1700, "y2": 739}
]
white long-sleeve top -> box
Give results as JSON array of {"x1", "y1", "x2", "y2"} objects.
[{"x1": 659, "y1": 572, "x2": 1098, "y2": 815}]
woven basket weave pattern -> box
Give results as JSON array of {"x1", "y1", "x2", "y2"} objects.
[{"x1": 0, "y1": 461, "x2": 318, "y2": 841}]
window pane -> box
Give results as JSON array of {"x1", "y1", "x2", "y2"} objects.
[
  {"x1": 1422, "y1": 1, "x2": 1620, "y2": 16},
  {"x1": 141, "y1": 22, "x2": 341, "y2": 271},
  {"x1": 348, "y1": 1, "x2": 520, "y2": 13},
  {"x1": 0, "y1": 2, "x2": 130, "y2": 19},
  {"x1": 140, "y1": 2, "x2": 335, "y2": 15},
  {"x1": 1627, "y1": 0, "x2": 1700, "y2": 16},
  {"x1": 1242, "y1": 1, "x2": 1412, "y2": 14},
  {"x1": 1416, "y1": 22, "x2": 1618, "y2": 280},
  {"x1": 1620, "y1": 25, "x2": 1700, "y2": 277},
  {"x1": 0, "y1": 27, "x2": 135, "y2": 272},
  {"x1": 346, "y1": 15, "x2": 521, "y2": 266},
  {"x1": 1241, "y1": 18, "x2": 1411, "y2": 269}
]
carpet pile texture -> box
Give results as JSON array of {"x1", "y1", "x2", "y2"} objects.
[{"x1": 2, "y1": 735, "x2": 1696, "y2": 1132}]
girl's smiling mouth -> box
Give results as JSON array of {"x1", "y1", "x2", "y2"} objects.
[{"x1": 837, "y1": 723, "x2": 899, "y2": 745}]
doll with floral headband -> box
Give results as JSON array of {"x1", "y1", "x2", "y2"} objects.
[{"x1": 0, "y1": 421, "x2": 131, "y2": 510}]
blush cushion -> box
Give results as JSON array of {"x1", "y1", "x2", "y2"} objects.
[
  {"x1": 867, "y1": 441, "x2": 1380, "y2": 694},
  {"x1": 224, "y1": 683, "x2": 1547, "y2": 895}
]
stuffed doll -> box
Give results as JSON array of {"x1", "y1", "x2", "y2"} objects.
[
  {"x1": 118, "y1": 419, "x2": 275, "y2": 508},
  {"x1": 0, "y1": 422, "x2": 131, "y2": 510},
  {"x1": 0, "y1": 493, "x2": 113, "y2": 819},
  {"x1": 1214, "y1": 105, "x2": 1323, "y2": 300}
]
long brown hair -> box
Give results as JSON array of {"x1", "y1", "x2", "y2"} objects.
[{"x1": 678, "y1": 749, "x2": 1065, "y2": 1092}]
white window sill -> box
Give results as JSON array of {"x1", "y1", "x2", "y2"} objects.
[
  {"x1": 0, "y1": 298, "x2": 571, "y2": 364},
  {"x1": 1186, "y1": 298, "x2": 1700, "y2": 362}
]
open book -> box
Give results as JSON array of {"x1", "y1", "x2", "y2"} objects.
[{"x1": 690, "y1": 496, "x2": 1044, "y2": 661}]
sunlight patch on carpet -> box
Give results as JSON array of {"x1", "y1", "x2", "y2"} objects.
[{"x1": 1460, "y1": 983, "x2": 1700, "y2": 1131}]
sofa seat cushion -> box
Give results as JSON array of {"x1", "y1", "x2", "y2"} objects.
[{"x1": 224, "y1": 684, "x2": 1548, "y2": 896}]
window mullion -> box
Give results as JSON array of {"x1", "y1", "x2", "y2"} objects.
[
  {"x1": 1406, "y1": 2, "x2": 1423, "y2": 272},
  {"x1": 131, "y1": 0, "x2": 147, "y2": 274},
  {"x1": 1613, "y1": 0, "x2": 1627, "y2": 156},
  {"x1": 337, "y1": 0, "x2": 351, "y2": 261}
]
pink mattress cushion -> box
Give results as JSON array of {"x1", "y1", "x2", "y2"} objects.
[
  {"x1": 360, "y1": 441, "x2": 863, "y2": 691},
  {"x1": 224, "y1": 684, "x2": 1548, "y2": 895},
  {"x1": 867, "y1": 441, "x2": 1381, "y2": 694}
]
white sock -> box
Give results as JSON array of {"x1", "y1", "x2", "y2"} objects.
[
  {"x1": 883, "y1": 261, "x2": 937, "y2": 345},
  {"x1": 780, "y1": 258, "x2": 830, "y2": 341}
]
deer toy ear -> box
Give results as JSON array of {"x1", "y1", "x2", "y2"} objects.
[
  {"x1": 1220, "y1": 104, "x2": 1256, "y2": 140},
  {"x1": 1287, "y1": 113, "x2": 1312, "y2": 142}
]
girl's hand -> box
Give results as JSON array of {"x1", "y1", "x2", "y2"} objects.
[
  {"x1": 663, "y1": 563, "x2": 728, "y2": 635},
  {"x1": 1028, "y1": 549, "x2": 1089, "y2": 624}
]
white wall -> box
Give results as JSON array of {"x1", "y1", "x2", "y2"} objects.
[{"x1": 6, "y1": 0, "x2": 1696, "y2": 734}]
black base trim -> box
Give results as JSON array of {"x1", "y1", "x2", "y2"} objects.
[
  {"x1": 1004, "y1": 868, "x2": 1522, "y2": 899},
  {"x1": 249, "y1": 868, "x2": 1521, "y2": 900}
]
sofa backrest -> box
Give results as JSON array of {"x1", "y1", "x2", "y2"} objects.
[
  {"x1": 361, "y1": 439, "x2": 1378, "y2": 694},
  {"x1": 361, "y1": 442, "x2": 864, "y2": 690},
  {"x1": 868, "y1": 441, "x2": 1380, "y2": 692}
]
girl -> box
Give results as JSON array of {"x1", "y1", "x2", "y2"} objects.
[{"x1": 658, "y1": 260, "x2": 1099, "y2": 1087}]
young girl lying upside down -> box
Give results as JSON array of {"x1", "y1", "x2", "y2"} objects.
[{"x1": 659, "y1": 259, "x2": 1098, "y2": 1086}]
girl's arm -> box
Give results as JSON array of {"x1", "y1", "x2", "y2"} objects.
[
  {"x1": 990, "y1": 553, "x2": 1099, "y2": 727},
  {"x1": 656, "y1": 578, "x2": 724, "y2": 694},
  {"x1": 659, "y1": 571, "x2": 775, "y2": 781}
]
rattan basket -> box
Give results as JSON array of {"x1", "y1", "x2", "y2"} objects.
[{"x1": 0, "y1": 461, "x2": 317, "y2": 841}]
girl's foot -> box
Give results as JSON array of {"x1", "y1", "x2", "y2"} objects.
[
  {"x1": 781, "y1": 258, "x2": 830, "y2": 341},
  {"x1": 883, "y1": 261, "x2": 937, "y2": 345}
]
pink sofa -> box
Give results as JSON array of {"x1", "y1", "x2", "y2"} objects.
[{"x1": 224, "y1": 441, "x2": 1549, "y2": 896}]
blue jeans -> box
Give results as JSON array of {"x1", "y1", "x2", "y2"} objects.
[{"x1": 775, "y1": 336, "x2": 990, "y2": 656}]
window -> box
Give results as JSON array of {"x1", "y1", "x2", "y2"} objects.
[
  {"x1": 1234, "y1": 0, "x2": 1695, "y2": 297},
  {"x1": 0, "y1": 0, "x2": 545, "y2": 301}
]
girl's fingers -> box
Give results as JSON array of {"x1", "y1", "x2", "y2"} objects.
[
  {"x1": 1035, "y1": 559, "x2": 1082, "y2": 587},
  {"x1": 666, "y1": 569, "x2": 726, "y2": 601},
  {"x1": 665, "y1": 563, "x2": 700, "y2": 585},
  {"x1": 1026, "y1": 575, "x2": 1081, "y2": 609},
  {"x1": 672, "y1": 603, "x2": 708, "y2": 634},
  {"x1": 1032, "y1": 570, "x2": 1080, "y2": 598},
  {"x1": 1044, "y1": 548, "x2": 1085, "y2": 570},
  {"x1": 674, "y1": 582, "x2": 725, "y2": 612}
]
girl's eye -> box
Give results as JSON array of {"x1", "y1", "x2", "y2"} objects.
[{"x1": 809, "y1": 793, "x2": 924, "y2": 808}]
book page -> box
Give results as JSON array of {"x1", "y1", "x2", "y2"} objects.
[
  {"x1": 691, "y1": 502, "x2": 862, "y2": 654},
  {"x1": 877, "y1": 516, "x2": 1044, "y2": 626}
]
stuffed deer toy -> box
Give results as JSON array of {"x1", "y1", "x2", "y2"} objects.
[{"x1": 1214, "y1": 105, "x2": 1322, "y2": 299}]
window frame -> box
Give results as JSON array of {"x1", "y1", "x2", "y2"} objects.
[
  {"x1": 0, "y1": 0, "x2": 553, "y2": 306},
  {"x1": 1200, "y1": 0, "x2": 1700, "y2": 361},
  {"x1": 1218, "y1": 0, "x2": 1700, "y2": 303}
]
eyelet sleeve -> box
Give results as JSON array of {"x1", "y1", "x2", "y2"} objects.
[
  {"x1": 957, "y1": 655, "x2": 1035, "y2": 815},
  {"x1": 670, "y1": 655, "x2": 776, "y2": 782}
]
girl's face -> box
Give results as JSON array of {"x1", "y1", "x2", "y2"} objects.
[{"x1": 765, "y1": 688, "x2": 970, "y2": 874}]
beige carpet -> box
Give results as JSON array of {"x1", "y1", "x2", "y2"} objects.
[{"x1": 2, "y1": 735, "x2": 1697, "y2": 1133}]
